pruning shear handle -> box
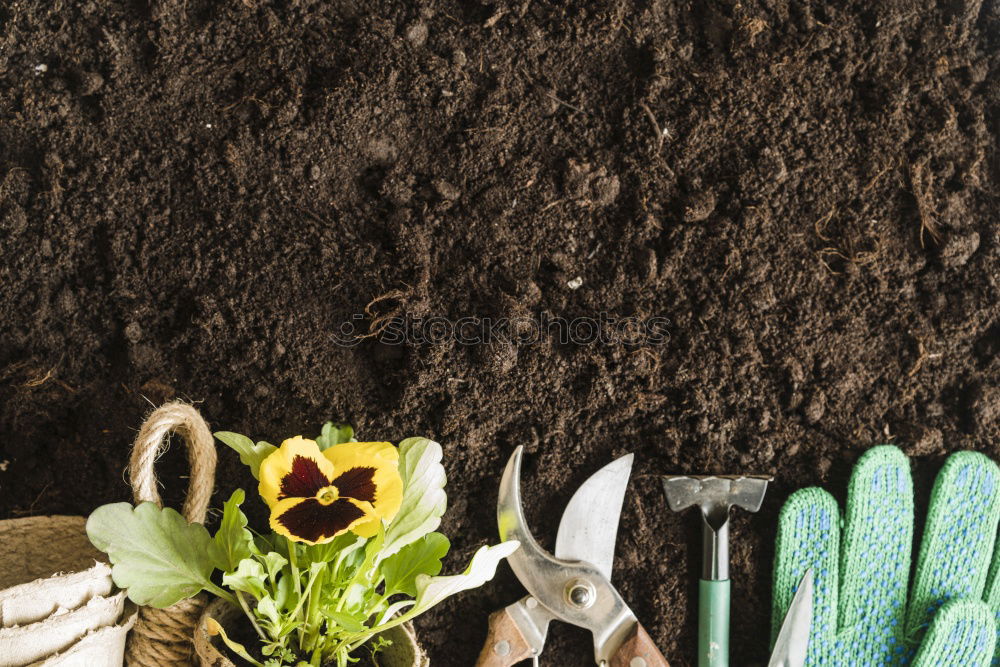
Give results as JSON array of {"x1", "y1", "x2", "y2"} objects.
[
  {"x1": 475, "y1": 606, "x2": 535, "y2": 666},
  {"x1": 475, "y1": 605, "x2": 667, "y2": 667}
]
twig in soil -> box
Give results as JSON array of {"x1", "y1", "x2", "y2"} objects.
[
  {"x1": 639, "y1": 103, "x2": 665, "y2": 152},
  {"x1": 544, "y1": 91, "x2": 590, "y2": 116},
  {"x1": 816, "y1": 247, "x2": 851, "y2": 274},
  {"x1": 813, "y1": 207, "x2": 836, "y2": 242},
  {"x1": 908, "y1": 160, "x2": 941, "y2": 248},
  {"x1": 851, "y1": 237, "x2": 884, "y2": 267},
  {"x1": 908, "y1": 337, "x2": 942, "y2": 377},
  {"x1": 355, "y1": 289, "x2": 408, "y2": 339},
  {"x1": 483, "y1": 9, "x2": 506, "y2": 28},
  {"x1": 540, "y1": 198, "x2": 567, "y2": 212},
  {"x1": 862, "y1": 158, "x2": 898, "y2": 194},
  {"x1": 23, "y1": 368, "x2": 53, "y2": 387},
  {"x1": 221, "y1": 95, "x2": 271, "y2": 114},
  {"x1": 10, "y1": 482, "x2": 52, "y2": 517}
]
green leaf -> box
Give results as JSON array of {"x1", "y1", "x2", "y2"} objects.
[
  {"x1": 215, "y1": 431, "x2": 277, "y2": 480},
  {"x1": 255, "y1": 594, "x2": 281, "y2": 627},
  {"x1": 316, "y1": 422, "x2": 356, "y2": 451},
  {"x1": 341, "y1": 583, "x2": 370, "y2": 613},
  {"x1": 323, "y1": 610, "x2": 366, "y2": 633},
  {"x1": 223, "y1": 558, "x2": 269, "y2": 599},
  {"x1": 376, "y1": 541, "x2": 519, "y2": 627},
  {"x1": 361, "y1": 525, "x2": 385, "y2": 575},
  {"x1": 381, "y1": 532, "x2": 450, "y2": 597},
  {"x1": 304, "y1": 531, "x2": 358, "y2": 566},
  {"x1": 214, "y1": 489, "x2": 253, "y2": 572},
  {"x1": 253, "y1": 532, "x2": 289, "y2": 559},
  {"x1": 382, "y1": 438, "x2": 448, "y2": 560},
  {"x1": 87, "y1": 502, "x2": 217, "y2": 608},
  {"x1": 274, "y1": 569, "x2": 294, "y2": 612},
  {"x1": 411, "y1": 541, "x2": 518, "y2": 610},
  {"x1": 261, "y1": 551, "x2": 288, "y2": 583}
]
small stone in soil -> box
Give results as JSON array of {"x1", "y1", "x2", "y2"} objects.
[
  {"x1": 683, "y1": 190, "x2": 717, "y2": 222},
  {"x1": 817, "y1": 457, "x2": 833, "y2": 476},
  {"x1": 433, "y1": 179, "x2": 460, "y2": 200},
  {"x1": 405, "y1": 22, "x2": 428, "y2": 48},
  {"x1": 804, "y1": 390, "x2": 826, "y2": 424},
  {"x1": 124, "y1": 322, "x2": 143, "y2": 343},
  {"x1": 900, "y1": 425, "x2": 944, "y2": 457},
  {"x1": 939, "y1": 231, "x2": 979, "y2": 268},
  {"x1": 79, "y1": 71, "x2": 104, "y2": 95},
  {"x1": 969, "y1": 385, "x2": 1000, "y2": 433}
]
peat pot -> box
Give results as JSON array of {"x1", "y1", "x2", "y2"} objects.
[
  {"x1": 194, "y1": 598, "x2": 429, "y2": 667},
  {"x1": 0, "y1": 515, "x2": 136, "y2": 667}
]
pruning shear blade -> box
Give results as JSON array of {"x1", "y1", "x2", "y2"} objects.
[
  {"x1": 768, "y1": 569, "x2": 813, "y2": 667},
  {"x1": 497, "y1": 446, "x2": 640, "y2": 664}
]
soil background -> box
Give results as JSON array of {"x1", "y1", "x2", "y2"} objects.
[{"x1": 2, "y1": 0, "x2": 999, "y2": 664}]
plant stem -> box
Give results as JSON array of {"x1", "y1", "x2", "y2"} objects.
[
  {"x1": 204, "y1": 582, "x2": 239, "y2": 607},
  {"x1": 304, "y1": 566, "x2": 326, "y2": 651},
  {"x1": 289, "y1": 564, "x2": 324, "y2": 656},
  {"x1": 236, "y1": 590, "x2": 267, "y2": 642},
  {"x1": 288, "y1": 538, "x2": 302, "y2": 600},
  {"x1": 287, "y1": 538, "x2": 304, "y2": 652}
]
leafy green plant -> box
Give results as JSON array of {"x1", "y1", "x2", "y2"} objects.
[{"x1": 87, "y1": 425, "x2": 517, "y2": 667}]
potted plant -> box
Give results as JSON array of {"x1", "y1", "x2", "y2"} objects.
[{"x1": 87, "y1": 423, "x2": 517, "y2": 666}]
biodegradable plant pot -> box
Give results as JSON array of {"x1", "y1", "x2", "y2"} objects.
[
  {"x1": 194, "y1": 598, "x2": 429, "y2": 667},
  {"x1": 0, "y1": 515, "x2": 137, "y2": 667}
]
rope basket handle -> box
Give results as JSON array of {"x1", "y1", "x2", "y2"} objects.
[
  {"x1": 125, "y1": 401, "x2": 218, "y2": 667},
  {"x1": 128, "y1": 401, "x2": 216, "y2": 522}
]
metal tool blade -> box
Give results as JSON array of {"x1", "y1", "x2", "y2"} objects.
[
  {"x1": 499, "y1": 446, "x2": 639, "y2": 664},
  {"x1": 767, "y1": 569, "x2": 813, "y2": 667},
  {"x1": 555, "y1": 453, "x2": 634, "y2": 580}
]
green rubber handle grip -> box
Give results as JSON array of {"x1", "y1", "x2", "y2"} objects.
[{"x1": 698, "y1": 578, "x2": 730, "y2": 667}]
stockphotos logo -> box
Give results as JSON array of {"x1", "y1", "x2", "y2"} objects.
[{"x1": 332, "y1": 312, "x2": 670, "y2": 348}]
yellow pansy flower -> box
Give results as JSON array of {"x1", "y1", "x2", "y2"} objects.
[{"x1": 258, "y1": 436, "x2": 403, "y2": 544}]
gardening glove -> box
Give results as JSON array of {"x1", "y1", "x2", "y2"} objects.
[{"x1": 772, "y1": 445, "x2": 1000, "y2": 666}]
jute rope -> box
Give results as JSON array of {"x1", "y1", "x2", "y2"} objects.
[{"x1": 126, "y1": 401, "x2": 217, "y2": 667}]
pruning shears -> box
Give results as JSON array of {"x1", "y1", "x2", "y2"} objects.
[{"x1": 475, "y1": 446, "x2": 670, "y2": 666}]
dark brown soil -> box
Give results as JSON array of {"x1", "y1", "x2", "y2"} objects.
[{"x1": 2, "y1": 0, "x2": 999, "y2": 664}]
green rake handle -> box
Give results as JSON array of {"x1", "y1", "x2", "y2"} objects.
[{"x1": 699, "y1": 578, "x2": 730, "y2": 667}]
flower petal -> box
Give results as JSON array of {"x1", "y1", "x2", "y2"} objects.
[
  {"x1": 259, "y1": 436, "x2": 335, "y2": 508},
  {"x1": 324, "y1": 442, "x2": 404, "y2": 523},
  {"x1": 332, "y1": 466, "x2": 377, "y2": 503},
  {"x1": 343, "y1": 498, "x2": 381, "y2": 538},
  {"x1": 269, "y1": 497, "x2": 370, "y2": 545},
  {"x1": 350, "y1": 518, "x2": 381, "y2": 538}
]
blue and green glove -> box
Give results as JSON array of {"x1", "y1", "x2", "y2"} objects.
[{"x1": 772, "y1": 446, "x2": 1000, "y2": 665}]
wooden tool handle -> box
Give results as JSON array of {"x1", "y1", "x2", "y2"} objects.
[
  {"x1": 610, "y1": 622, "x2": 671, "y2": 667},
  {"x1": 475, "y1": 607, "x2": 535, "y2": 667}
]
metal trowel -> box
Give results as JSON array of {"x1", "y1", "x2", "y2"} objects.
[{"x1": 661, "y1": 474, "x2": 772, "y2": 667}]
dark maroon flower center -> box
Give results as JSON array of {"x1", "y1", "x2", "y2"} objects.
[
  {"x1": 279, "y1": 456, "x2": 330, "y2": 500},
  {"x1": 332, "y1": 466, "x2": 378, "y2": 503},
  {"x1": 276, "y1": 498, "x2": 366, "y2": 543},
  {"x1": 279, "y1": 456, "x2": 379, "y2": 504}
]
